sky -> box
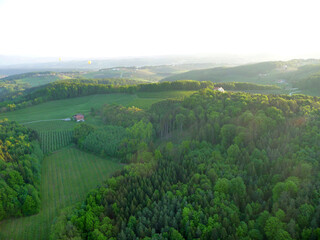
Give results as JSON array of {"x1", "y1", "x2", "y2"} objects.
[{"x1": 1, "y1": 0, "x2": 320, "y2": 59}]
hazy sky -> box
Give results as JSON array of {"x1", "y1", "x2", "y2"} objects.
[{"x1": 1, "y1": 0, "x2": 320, "y2": 59}]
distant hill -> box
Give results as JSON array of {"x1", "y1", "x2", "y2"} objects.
[
  {"x1": 162, "y1": 59, "x2": 320, "y2": 83},
  {"x1": 82, "y1": 63, "x2": 219, "y2": 82},
  {"x1": 162, "y1": 59, "x2": 320, "y2": 95},
  {"x1": 0, "y1": 72, "x2": 78, "y2": 96},
  {"x1": 163, "y1": 61, "x2": 278, "y2": 82},
  {"x1": 0, "y1": 64, "x2": 220, "y2": 97},
  {"x1": 2, "y1": 59, "x2": 320, "y2": 97}
]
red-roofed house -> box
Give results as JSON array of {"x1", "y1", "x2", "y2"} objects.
[{"x1": 73, "y1": 114, "x2": 85, "y2": 122}]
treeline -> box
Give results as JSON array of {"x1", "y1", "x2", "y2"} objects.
[
  {"x1": 214, "y1": 82, "x2": 280, "y2": 91},
  {"x1": 51, "y1": 90, "x2": 320, "y2": 239},
  {"x1": 0, "y1": 82, "x2": 138, "y2": 112},
  {"x1": 0, "y1": 78, "x2": 142, "y2": 103},
  {"x1": 138, "y1": 80, "x2": 279, "y2": 92},
  {"x1": 0, "y1": 120, "x2": 43, "y2": 220},
  {"x1": 138, "y1": 80, "x2": 214, "y2": 91},
  {"x1": 0, "y1": 80, "x2": 280, "y2": 113}
]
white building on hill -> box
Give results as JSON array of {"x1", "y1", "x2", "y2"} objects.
[{"x1": 213, "y1": 87, "x2": 225, "y2": 92}]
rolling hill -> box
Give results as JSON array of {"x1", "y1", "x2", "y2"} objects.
[
  {"x1": 0, "y1": 63, "x2": 217, "y2": 98},
  {"x1": 82, "y1": 63, "x2": 218, "y2": 82},
  {"x1": 162, "y1": 59, "x2": 320, "y2": 95}
]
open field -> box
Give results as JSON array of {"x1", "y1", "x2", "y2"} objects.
[
  {"x1": 16, "y1": 75, "x2": 60, "y2": 87},
  {"x1": 2, "y1": 91, "x2": 196, "y2": 130},
  {"x1": 2, "y1": 94, "x2": 137, "y2": 123},
  {"x1": 0, "y1": 147, "x2": 123, "y2": 240}
]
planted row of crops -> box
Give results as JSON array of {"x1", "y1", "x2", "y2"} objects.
[{"x1": 39, "y1": 130, "x2": 73, "y2": 154}]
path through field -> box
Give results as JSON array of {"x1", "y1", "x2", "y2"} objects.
[
  {"x1": 22, "y1": 119, "x2": 66, "y2": 124},
  {"x1": 0, "y1": 147, "x2": 122, "y2": 240}
]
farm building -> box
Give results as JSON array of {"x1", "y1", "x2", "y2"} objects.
[
  {"x1": 213, "y1": 87, "x2": 225, "y2": 92},
  {"x1": 73, "y1": 114, "x2": 85, "y2": 122}
]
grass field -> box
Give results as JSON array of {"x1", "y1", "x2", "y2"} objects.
[
  {"x1": 2, "y1": 91, "x2": 195, "y2": 128},
  {"x1": 0, "y1": 147, "x2": 123, "y2": 240},
  {"x1": 16, "y1": 75, "x2": 60, "y2": 87},
  {"x1": 2, "y1": 94, "x2": 138, "y2": 124}
]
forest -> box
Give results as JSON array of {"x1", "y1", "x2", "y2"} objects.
[
  {"x1": 295, "y1": 74, "x2": 320, "y2": 94},
  {"x1": 0, "y1": 119, "x2": 43, "y2": 220},
  {"x1": 49, "y1": 89, "x2": 320, "y2": 240}
]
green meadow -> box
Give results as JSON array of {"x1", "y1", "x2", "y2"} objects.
[{"x1": 2, "y1": 94, "x2": 137, "y2": 124}]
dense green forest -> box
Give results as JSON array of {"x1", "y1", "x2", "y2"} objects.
[
  {"x1": 50, "y1": 89, "x2": 320, "y2": 240},
  {"x1": 295, "y1": 74, "x2": 320, "y2": 95},
  {"x1": 0, "y1": 120, "x2": 43, "y2": 220}
]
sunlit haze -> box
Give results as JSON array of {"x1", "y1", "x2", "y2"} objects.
[{"x1": 1, "y1": 0, "x2": 320, "y2": 59}]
